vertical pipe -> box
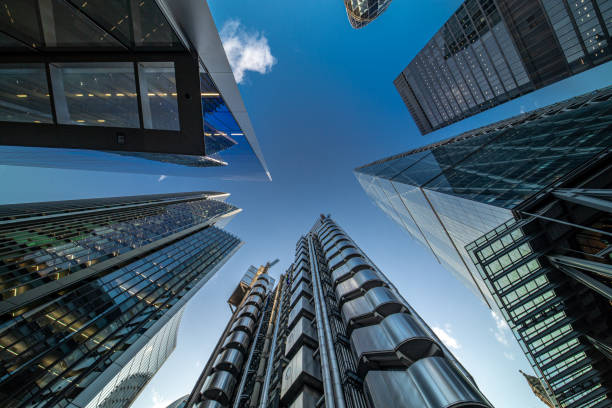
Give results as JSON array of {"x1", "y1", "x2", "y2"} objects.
[
  {"x1": 307, "y1": 236, "x2": 336, "y2": 408},
  {"x1": 308, "y1": 235, "x2": 346, "y2": 408},
  {"x1": 250, "y1": 282, "x2": 281, "y2": 408},
  {"x1": 259, "y1": 280, "x2": 284, "y2": 408}
]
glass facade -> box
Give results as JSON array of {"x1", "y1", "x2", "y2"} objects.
[
  {"x1": 343, "y1": 0, "x2": 393, "y2": 28},
  {"x1": 358, "y1": 87, "x2": 612, "y2": 407},
  {"x1": 0, "y1": 0, "x2": 270, "y2": 181},
  {"x1": 396, "y1": 0, "x2": 612, "y2": 134},
  {"x1": 356, "y1": 86, "x2": 612, "y2": 306},
  {"x1": 0, "y1": 192, "x2": 237, "y2": 305},
  {"x1": 85, "y1": 309, "x2": 184, "y2": 408},
  {"x1": 467, "y1": 215, "x2": 611, "y2": 407},
  {"x1": 0, "y1": 192, "x2": 243, "y2": 408}
]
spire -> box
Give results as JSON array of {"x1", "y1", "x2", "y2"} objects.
[{"x1": 520, "y1": 370, "x2": 556, "y2": 408}]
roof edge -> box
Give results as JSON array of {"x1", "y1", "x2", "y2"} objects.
[{"x1": 155, "y1": 0, "x2": 271, "y2": 180}]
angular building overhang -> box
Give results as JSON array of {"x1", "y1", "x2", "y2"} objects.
[{"x1": 0, "y1": 0, "x2": 270, "y2": 180}]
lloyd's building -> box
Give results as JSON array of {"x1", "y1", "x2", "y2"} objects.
[{"x1": 177, "y1": 216, "x2": 493, "y2": 408}]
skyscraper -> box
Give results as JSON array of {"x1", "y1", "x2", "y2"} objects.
[
  {"x1": 343, "y1": 0, "x2": 393, "y2": 29},
  {"x1": 0, "y1": 0, "x2": 269, "y2": 180},
  {"x1": 182, "y1": 216, "x2": 492, "y2": 408},
  {"x1": 0, "y1": 192, "x2": 243, "y2": 408},
  {"x1": 355, "y1": 86, "x2": 612, "y2": 406},
  {"x1": 395, "y1": 0, "x2": 612, "y2": 134}
]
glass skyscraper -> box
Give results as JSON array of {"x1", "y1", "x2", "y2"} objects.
[
  {"x1": 0, "y1": 0, "x2": 269, "y2": 180},
  {"x1": 343, "y1": 0, "x2": 393, "y2": 29},
  {"x1": 0, "y1": 192, "x2": 243, "y2": 408},
  {"x1": 356, "y1": 87, "x2": 612, "y2": 406},
  {"x1": 395, "y1": 0, "x2": 612, "y2": 134},
  {"x1": 180, "y1": 216, "x2": 492, "y2": 408}
]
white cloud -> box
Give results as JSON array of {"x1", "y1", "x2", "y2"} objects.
[
  {"x1": 503, "y1": 352, "x2": 515, "y2": 360},
  {"x1": 158, "y1": 175, "x2": 167, "y2": 182},
  {"x1": 520, "y1": 105, "x2": 525, "y2": 114},
  {"x1": 433, "y1": 323, "x2": 461, "y2": 350},
  {"x1": 151, "y1": 388, "x2": 173, "y2": 408},
  {"x1": 220, "y1": 20, "x2": 276, "y2": 84},
  {"x1": 490, "y1": 310, "x2": 511, "y2": 346}
]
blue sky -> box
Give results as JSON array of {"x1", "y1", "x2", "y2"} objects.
[{"x1": 2, "y1": 1, "x2": 612, "y2": 407}]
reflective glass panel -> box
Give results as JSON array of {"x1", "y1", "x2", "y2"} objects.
[
  {"x1": 0, "y1": 31, "x2": 31, "y2": 50},
  {"x1": 0, "y1": 0, "x2": 44, "y2": 47},
  {"x1": 51, "y1": 62, "x2": 139, "y2": 127},
  {"x1": 138, "y1": 62, "x2": 179, "y2": 131},
  {"x1": 40, "y1": 0, "x2": 122, "y2": 49},
  {"x1": 200, "y1": 72, "x2": 240, "y2": 155},
  {"x1": 0, "y1": 63, "x2": 53, "y2": 123},
  {"x1": 65, "y1": 0, "x2": 184, "y2": 50}
]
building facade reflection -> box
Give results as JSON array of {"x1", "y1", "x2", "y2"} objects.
[
  {"x1": 395, "y1": 0, "x2": 612, "y2": 134},
  {"x1": 356, "y1": 87, "x2": 612, "y2": 406}
]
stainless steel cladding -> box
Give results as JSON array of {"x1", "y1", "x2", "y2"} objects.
[
  {"x1": 285, "y1": 317, "x2": 318, "y2": 359},
  {"x1": 341, "y1": 286, "x2": 405, "y2": 333},
  {"x1": 325, "y1": 240, "x2": 355, "y2": 259},
  {"x1": 222, "y1": 330, "x2": 250, "y2": 355},
  {"x1": 280, "y1": 346, "x2": 323, "y2": 405},
  {"x1": 250, "y1": 286, "x2": 266, "y2": 298},
  {"x1": 197, "y1": 399, "x2": 225, "y2": 408},
  {"x1": 327, "y1": 247, "x2": 361, "y2": 270},
  {"x1": 331, "y1": 257, "x2": 371, "y2": 283},
  {"x1": 213, "y1": 348, "x2": 245, "y2": 377},
  {"x1": 323, "y1": 235, "x2": 350, "y2": 254},
  {"x1": 350, "y1": 313, "x2": 442, "y2": 376},
  {"x1": 230, "y1": 316, "x2": 256, "y2": 335},
  {"x1": 237, "y1": 304, "x2": 260, "y2": 320},
  {"x1": 287, "y1": 297, "x2": 315, "y2": 330},
  {"x1": 334, "y1": 269, "x2": 386, "y2": 304},
  {"x1": 291, "y1": 271, "x2": 311, "y2": 291},
  {"x1": 244, "y1": 293, "x2": 264, "y2": 308},
  {"x1": 202, "y1": 370, "x2": 238, "y2": 406},
  {"x1": 364, "y1": 357, "x2": 491, "y2": 407},
  {"x1": 288, "y1": 386, "x2": 322, "y2": 408},
  {"x1": 290, "y1": 281, "x2": 313, "y2": 307}
]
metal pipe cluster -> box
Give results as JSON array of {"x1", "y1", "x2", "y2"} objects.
[
  {"x1": 315, "y1": 217, "x2": 493, "y2": 408},
  {"x1": 197, "y1": 273, "x2": 273, "y2": 407}
]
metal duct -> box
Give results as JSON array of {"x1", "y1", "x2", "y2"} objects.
[
  {"x1": 364, "y1": 357, "x2": 491, "y2": 408},
  {"x1": 351, "y1": 312, "x2": 442, "y2": 376},
  {"x1": 341, "y1": 286, "x2": 406, "y2": 333},
  {"x1": 202, "y1": 370, "x2": 238, "y2": 406},
  {"x1": 331, "y1": 257, "x2": 371, "y2": 284},
  {"x1": 335, "y1": 269, "x2": 386, "y2": 304},
  {"x1": 213, "y1": 348, "x2": 245, "y2": 377},
  {"x1": 222, "y1": 330, "x2": 250, "y2": 355}
]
